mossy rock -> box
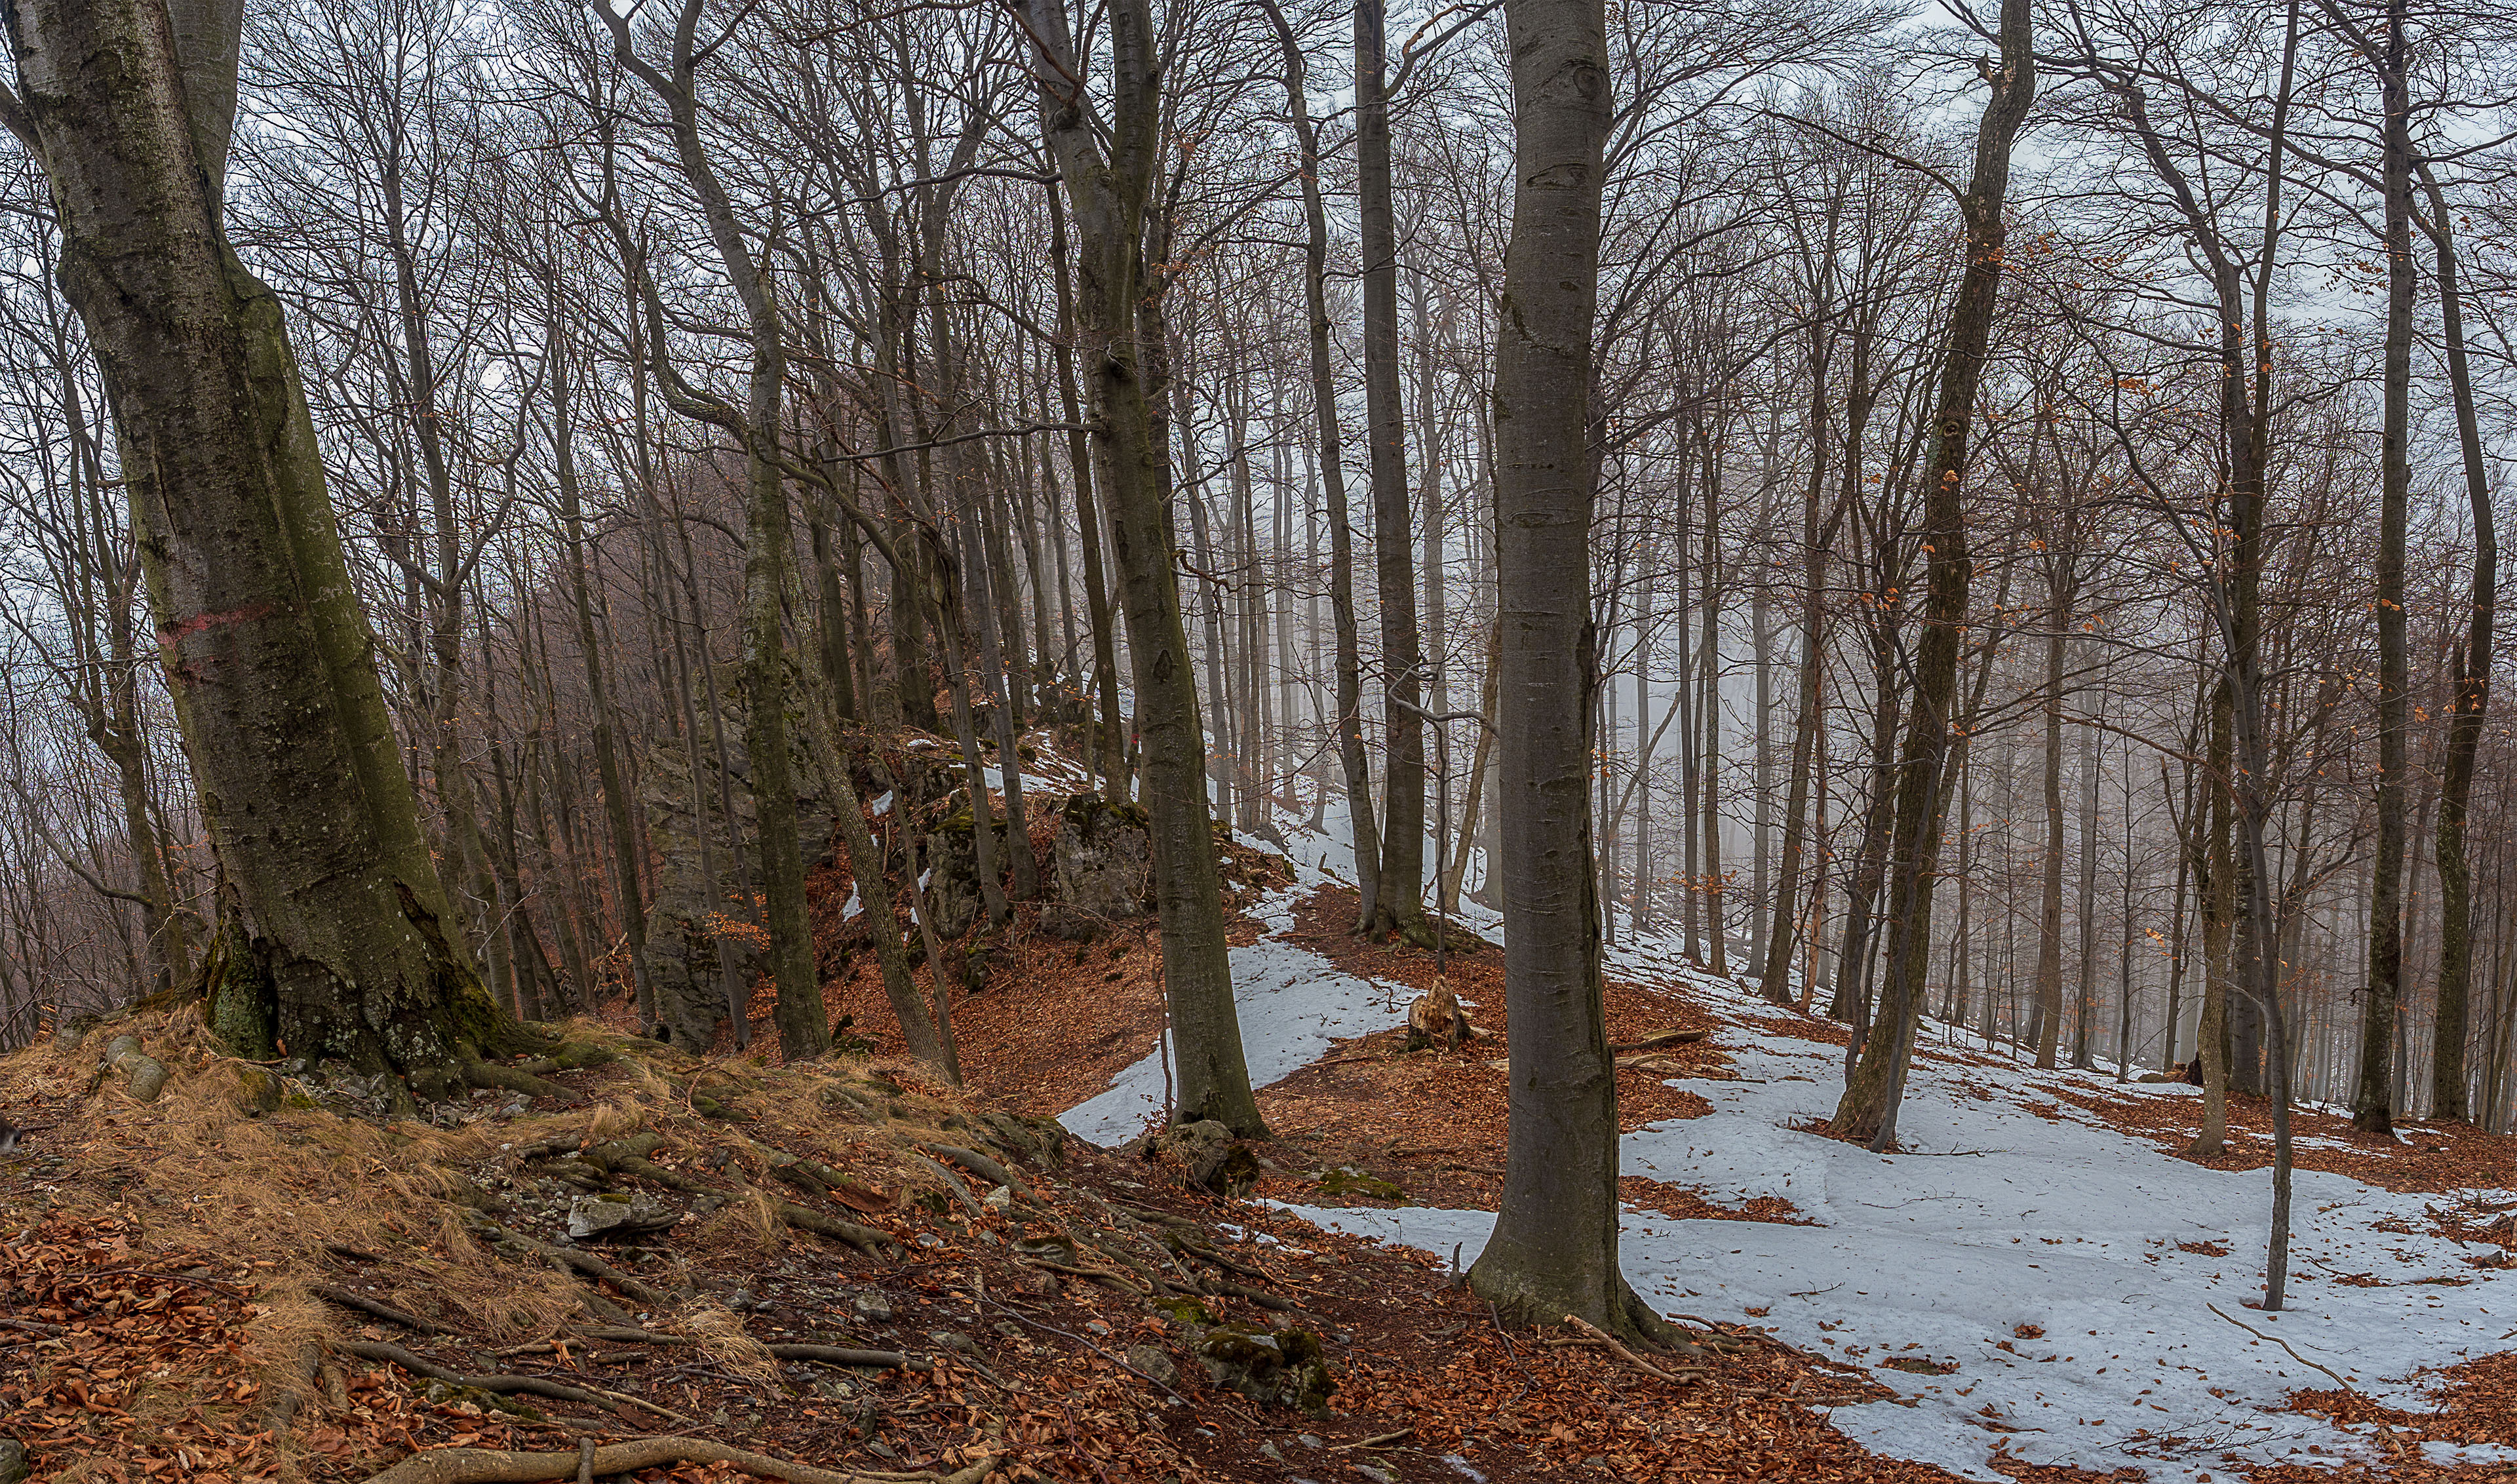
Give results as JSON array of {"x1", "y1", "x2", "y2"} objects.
[
  {"x1": 1154, "y1": 1296, "x2": 1219, "y2": 1329},
  {"x1": 1317, "y1": 1165, "x2": 1405, "y2": 1201},
  {"x1": 233, "y1": 1066, "x2": 284, "y2": 1118},
  {"x1": 1193, "y1": 1323, "x2": 1336, "y2": 1416},
  {"x1": 1060, "y1": 792, "x2": 1149, "y2": 842}
]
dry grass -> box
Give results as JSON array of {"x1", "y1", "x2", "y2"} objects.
[{"x1": 0, "y1": 1001, "x2": 1053, "y2": 1482}]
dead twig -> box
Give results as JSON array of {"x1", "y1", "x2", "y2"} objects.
[
  {"x1": 1327, "y1": 1428, "x2": 1413, "y2": 1451},
  {"x1": 2206, "y1": 1303, "x2": 2355, "y2": 1392}
]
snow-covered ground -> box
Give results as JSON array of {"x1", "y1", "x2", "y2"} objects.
[
  {"x1": 1057, "y1": 787, "x2": 1496, "y2": 1146},
  {"x1": 1285, "y1": 963, "x2": 2517, "y2": 1481},
  {"x1": 1048, "y1": 783, "x2": 2517, "y2": 1482}
]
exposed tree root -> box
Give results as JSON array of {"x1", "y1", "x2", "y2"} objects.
[
  {"x1": 1563, "y1": 1314, "x2": 1706, "y2": 1383},
  {"x1": 469, "y1": 1219, "x2": 676, "y2": 1309},
  {"x1": 924, "y1": 1144, "x2": 1030, "y2": 1200},
  {"x1": 460, "y1": 1061, "x2": 577, "y2": 1102},
  {"x1": 356, "y1": 1437, "x2": 997, "y2": 1484},
  {"x1": 338, "y1": 1340, "x2": 693, "y2": 1426},
  {"x1": 765, "y1": 1343, "x2": 927, "y2": 1371},
  {"x1": 574, "y1": 1137, "x2": 897, "y2": 1257},
  {"x1": 311, "y1": 1283, "x2": 446, "y2": 1333}
]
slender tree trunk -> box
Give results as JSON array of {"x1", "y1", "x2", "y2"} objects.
[
  {"x1": 1028, "y1": 0, "x2": 1264, "y2": 1134},
  {"x1": 600, "y1": 1, "x2": 827, "y2": 1059},
  {"x1": 2354, "y1": 0, "x2": 2413, "y2": 1135},
  {"x1": 2033, "y1": 577, "x2": 2071, "y2": 1069},
  {"x1": 553, "y1": 322, "x2": 653, "y2": 1025},
  {"x1": 1356, "y1": 0, "x2": 1426, "y2": 941},
  {"x1": 1832, "y1": 0, "x2": 2034, "y2": 1146},
  {"x1": 1757, "y1": 385, "x2": 1837, "y2": 1006},
  {"x1": 2422, "y1": 163, "x2": 2493, "y2": 1124},
  {"x1": 1260, "y1": 0, "x2": 1382, "y2": 914}
]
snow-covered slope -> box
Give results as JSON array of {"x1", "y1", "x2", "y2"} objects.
[
  {"x1": 1274, "y1": 964, "x2": 2517, "y2": 1481},
  {"x1": 1047, "y1": 789, "x2": 2510, "y2": 1481}
]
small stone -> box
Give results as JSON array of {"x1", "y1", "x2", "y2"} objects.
[
  {"x1": 0, "y1": 1437, "x2": 28, "y2": 1484},
  {"x1": 1085, "y1": 1319, "x2": 1112, "y2": 1335},
  {"x1": 928, "y1": 1330, "x2": 976, "y2": 1352},
  {"x1": 567, "y1": 1192, "x2": 673, "y2": 1241},
  {"x1": 730, "y1": 1289, "x2": 758, "y2": 1311},
  {"x1": 867, "y1": 1442, "x2": 900, "y2": 1461},
  {"x1": 1298, "y1": 1434, "x2": 1323, "y2": 1448},
  {"x1": 853, "y1": 1293, "x2": 895, "y2": 1323},
  {"x1": 994, "y1": 1320, "x2": 1024, "y2": 1338},
  {"x1": 1125, "y1": 1342, "x2": 1177, "y2": 1386}
]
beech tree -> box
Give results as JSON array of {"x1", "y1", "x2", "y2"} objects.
[
  {"x1": 1467, "y1": 0, "x2": 1671, "y2": 1339},
  {"x1": 0, "y1": 0, "x2": 515, "y2": 1101}
]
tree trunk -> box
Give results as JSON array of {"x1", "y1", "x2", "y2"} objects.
[
  {"x1": 599, "y1": 0, "x2": 827, "y2": 1059},
  {"x1": 2033, "y1": 576, "x2": 2070, "y2": 1069},
  {"x1": 1356, "y1": 0, "x2": 1426, "y2": 941},
  {"x1": 1831, "y1": 0, "x2": 2034, "y2": 1147},
  {"x1": 2421, "y1": 162, "x2": 2493, "y2": 1124},
  {"x1": 1466, "y1": 0, "x2": 1664, "y2": 1342},
  {"x1": 1027, "y1": 0, "x2": 1265, "y2": 1135},
  {"x1": 553, "y1": 322, "x2": 653, "y2": 1025},
  {"x1": 7, "y1": 0, "x2": 511, "y2": 1103},
  {"x1": 1259, "y1": 0, "x2": 1381, "y2": 914},
  {"x1": 2353, "y1": 0, "x2": 2412, "y2": 1135}
]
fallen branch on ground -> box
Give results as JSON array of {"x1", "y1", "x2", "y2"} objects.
[
  {"x1": 2206, "y1": 1302, "x2": 2355, "y2": 1392},
  {"x1": 357, "y1": 1436, "x2": 997, "y2": 1484}
]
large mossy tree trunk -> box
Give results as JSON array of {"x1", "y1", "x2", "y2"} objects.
[
  {"x1": 1466, "y1": 0, "x2": 1664, "y2": 1341},
  {"x1": 1026, "y1": 0, "x2": 1266, "y2": 1136},
  {"x1": 2, "y1": 0, "x2": 512, "y2": 1101}
]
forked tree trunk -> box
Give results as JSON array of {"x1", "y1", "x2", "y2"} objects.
[
  {"x1": 1027, "y1": 0, "x2": 1265, "y2": 1135},
  {"x1": 3, "y1": 0, "x2": 513, "y2": 1102},
  {"x1": 1466, "y1": 0, "x2": 1666, "y2": 1342}
]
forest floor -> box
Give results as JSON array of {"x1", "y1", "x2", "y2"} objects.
[
  {"x1": 804, "y1": 760, "x2": 2517, "y2": 1483},
  {"x1": 6, "y1": 744, "x2": 2517, "y2": 1483}
]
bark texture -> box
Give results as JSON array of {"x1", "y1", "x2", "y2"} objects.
[
  {"x1": 4, "y1": 0, "x2": 507, "y2": 1099},
  {"x1": 1466, "y1": 0, "x2": 1658, "y2": 1338}
]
